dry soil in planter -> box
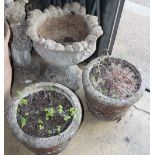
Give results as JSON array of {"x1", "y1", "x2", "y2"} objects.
[
  {"x1": 83, "y1": 56, "x2": 144, "y2": 120},
  {"x1": 37, "y1": 14, "x2": 88, "y2": 45},
  {"x1": 89, "y1": 57, "x2": 140, "y2": 99},
  {"x1": 17, "y1": 89, "x2": 74, "y2": 137}
]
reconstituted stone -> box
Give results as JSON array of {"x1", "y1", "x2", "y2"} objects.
[{"x1": 4, "y1": 87, "x2": 150, "y2": 155}]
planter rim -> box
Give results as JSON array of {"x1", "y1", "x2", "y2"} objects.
[
  {"x1": 7, "y1": 82, "x2": 82, "y2": 149},
  {"x1": 26, "y1": 2, "x2": 103, "y2": 54},
  {"x1": 82, "y1": 56, "x2": 145, "y2": 106}
]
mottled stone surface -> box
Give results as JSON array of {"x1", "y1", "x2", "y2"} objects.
[
  {"x1": 45, "y1": 65, "x2": 82, "y2": 90},
  {"x1": 4, "y1": 0, "x2": 13, "y2": 9},
  {"x1": 26, "y1": 2, "x2": 103, "y2": 90},
  {"x1": 8, "y1": 0, "x2": 32, "y2": 67},
  {"x1": 4, "y1": 85, "x2": 150, "y2": 155},
  {"x1": 5, "y1": 1, "x2": 149, "y2": 155},
  {"x1": 7, "y1": 82, "x2": 82, "y2": 155},
  {"x1": 82, "y1": 56, "x2": 145, "y2": 120}
]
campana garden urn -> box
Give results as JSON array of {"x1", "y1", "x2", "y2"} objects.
[{"x1": 26, "y1": 2, "x2": 103, "y2": 90}]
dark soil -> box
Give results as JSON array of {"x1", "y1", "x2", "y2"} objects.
[
  {"x1": 17, "y1": 89, "x2": 73, "y2": 138},
  {"x1": 90, "y1": 57, "x2": 141, "y2": 99}
]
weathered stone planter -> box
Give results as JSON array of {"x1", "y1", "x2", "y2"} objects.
[
  {"x1": 82, "y1": 56, "x2": 145, "y2": 120},
  {"x1": 7, "y1": 82, "x2": 82, "y2": 155},
  {"x1": 26, "y1": 2, "x2": 103, "y2": 90}
]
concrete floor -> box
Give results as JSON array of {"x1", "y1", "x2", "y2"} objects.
[
  {"x1": 113, "y1": 0, "x2": 150, "y2": 89},
  {"x1": 5, "y1": 0, "x2": 150, "y2": 155}
]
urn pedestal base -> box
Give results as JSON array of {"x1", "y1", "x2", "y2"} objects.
[
  {"x1": 45, "y1": 65, "x2": 82, "y2": 90},
  {"x1": 26, "y1": 2, "x2": 103, "y2": 91}
]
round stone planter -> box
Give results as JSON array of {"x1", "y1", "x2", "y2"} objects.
[
  {"x1": 82, "y1": 56, "x2": 145, "y2": 120},
  {"x1": 7, "y1": 82, "x2": 82, "y2": 155},
  {"x1": 26, "y1": 2, "x2": 103, "y2": 90}
]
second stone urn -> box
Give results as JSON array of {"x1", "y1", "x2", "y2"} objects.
[{"x1": 26, "y1": 2, "x2": 103, "y2": 90}]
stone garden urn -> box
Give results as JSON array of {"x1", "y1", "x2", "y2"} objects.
[{"x1": 26, "y1": 2, "x2": 103, "y2": 90}]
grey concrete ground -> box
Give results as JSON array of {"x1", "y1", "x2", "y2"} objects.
[
  {"x1": 5, "y1": 0, "x2": 150, "y2": 155},
  {"x1": 113, "y1": 0, "x2": 150, "y2": 89},
  {"x1": 130, "y1": 0, "x2": 150, "y2": 7}
]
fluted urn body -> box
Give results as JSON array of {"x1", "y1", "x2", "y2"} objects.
[{"x1": 26, "y1": 2, "x2": 103, "y2": 90}]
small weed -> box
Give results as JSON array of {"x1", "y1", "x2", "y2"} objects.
[
  {"x1": 68, "y1": 107, "x2": 77, "y2": 117},
  {"x1": 20, "y1": 98, "x2": 28, "y2": 106},
  {"x1": 48, "y1": 130, "x2": 52, "y2": 135},
  {"x1": 38, "y1": 119, "x2": 44, "y2": 130},
  {"x1": 64, "y1": 114, "x2": 71, "y2": 121},
  {"x1": 58, "y1": 105, "x2": 63, "y2": 114},
  {"x1": 38, "y1": 119, "x2": 43, "y2": 124},
  {"x1": 56, "y1": 125, "x2": 61, "y2": 133},
  {"x1": 20, "y1": 117, "x2": 27, "y2": 128},
  {"x1": 39, "y1": 124, "x2": 44, "y2": 130},
  {"x1": 45, "y1": 107, "x2": 55, "y2": 120}
]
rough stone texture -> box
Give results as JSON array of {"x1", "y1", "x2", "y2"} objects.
[
  {"x1": 113, "y1": 0, "x2": 150, "y2": 89},
  {"x1": 45, "y1": 65, "x2": 82, "y2": 91},
  {"x1": 26, "y1": 2, "x2": 103, "y2": 90},
  {"x1": 4, "y1": 0, "x2": 13, "y2": 9},
  {"x1": 5, "y1": 86, "x2": 150, "y2": 155},
  {"x1": 5, "y1": 1, "x2": 149, "y2": 154},
  {"x1": 8, "y1": 0, "x2": 32, "y2": 67},
  {"x1": 7, "y1": 82, "x2": 82, "y2": 155},
  {"x1": 82, "y1": 56, "x2": 145, "y2": 120}
]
